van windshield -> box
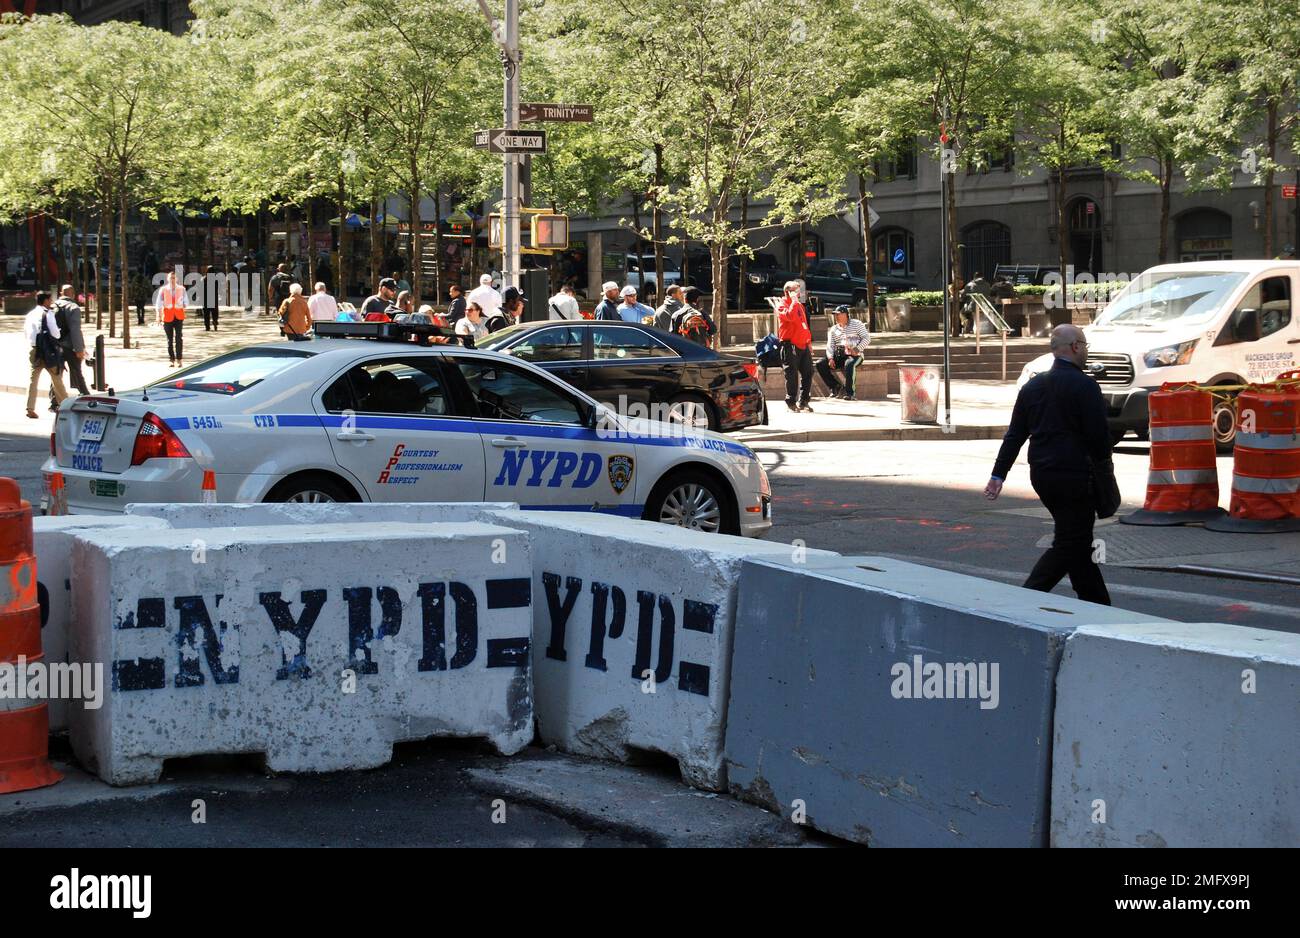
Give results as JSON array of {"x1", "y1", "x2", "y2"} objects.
[{"x1": 1094, "y1": 271, "x2": 1248, "y2": 328}]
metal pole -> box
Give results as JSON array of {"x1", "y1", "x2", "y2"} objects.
[
  {"x1": 501, "y1": 0, "x2": 520, "y2": 292},
  {"x1": 940, "y1": 118, "x2": 952, "y2": 430}
]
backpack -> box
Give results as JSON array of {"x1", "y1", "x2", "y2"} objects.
[
  {"x1": 34, "y1": 310, "x2": 62, "y2": 368},
  {"x1": 755, "y1": 332, "x2": 782, "y2": 369}
]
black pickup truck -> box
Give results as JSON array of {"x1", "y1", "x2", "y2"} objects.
[{"x1": 803, "y1": 257, "x2": 916, "y2": 308}]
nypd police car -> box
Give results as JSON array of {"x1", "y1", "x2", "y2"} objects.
[{"x1": 44, "y1": 321, "x2": 772, "y2": 536}]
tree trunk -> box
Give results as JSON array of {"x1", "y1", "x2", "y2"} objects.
[
  {"x1": 1157, "y1": 155, "x2": 1172, "y2": 263},
  {"x1": 652, "y1": 143, "x2": 664, "y2": 307},
  {"x1": 681, "y1": 240, "x2": 690, "y2": 291},
  {"x1": 947, "y1": 165, "x2": 959, "y2": 325},
  {"x1": 54, "y1": 203, "x2": 68, "y2": 287},
  {"x1": 120, "y1": 188, "x2": 131, "y2": 349},
  {"x1": 306, "y1": 199, "x2": 316, "y2": 289},
  {"x1": 710, "y1": 239, "x2": 727, "y2": 351},
  {"x1": 79, "y1": 208, "x2": 90, "y2": 302},
  {"x1": 432, "y1": 185, "x2": 443, "y2": 306},
  {"x1": 369, "y1": 190, "x2": 381, "y2": 289},
  {"x1": 337, "y1": 176, "x2": 350, "y2": 299},
  {"x1": 95, "y1": 199, "x2": 106, "y2": 329},
  {"x1": 1264, "y1": 98, "x2": 1277, "y2": 257},
  {"x1": 738, "y1": 193, "x2": 749, "y2": 312},
  {"x1": 798, "y1": 219, "x2": 807, "y2": 279},
  {"x1": 1057, "y1": 165, "x2": 1069, "y2": 315},
  {"x1": 409, "y1": 171, "x2": 422, "y2": 304},
  {"x1": 859, "y1": 175, "x2": 875, "y2": 327},
  {"x1": 107, "y1": 193, "x2": 118, "y2": 339}
]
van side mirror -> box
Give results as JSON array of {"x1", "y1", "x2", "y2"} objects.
[{"x1": 1232, "y1": 307, "x2": 1261, "y2": 342}]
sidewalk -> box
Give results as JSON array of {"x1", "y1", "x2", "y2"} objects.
[
  {"x1": 0, "y1": 307, "x2": 286, "y2": 400},
  {"x1": 734, "y1": 379, "x2": 1019, "y2": 443}
]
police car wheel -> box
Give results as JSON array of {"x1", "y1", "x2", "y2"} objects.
[
  {"x1": 666, "y1": 394, "x2": 716, "y2": 431},
  {"x1": 648, "y1": 471, "x2": 736, "y2": 534},
  {"x1": 266, "y1": 473, "x2": 357, "y2": 504}
]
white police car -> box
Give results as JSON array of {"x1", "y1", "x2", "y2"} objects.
[{"x1": 44, "y1": 322, "x2": 772, "y2": 536}]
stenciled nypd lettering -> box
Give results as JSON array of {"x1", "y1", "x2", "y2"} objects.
[
  {"x1": 72, "y1": 438, "x2": 104, "y2": 473},
  {"x1": 492, "y1": 449, "x2": 603, "y2": 488},
  {"x1": 538, "y1": 571, "x2": 716, "y2": 696},
  {"x1": 377, "y1": 443, "x2": 465, "y2": 484},
  {"x1": 109, "y1": 576, "x2": 532, "y2": 691}
]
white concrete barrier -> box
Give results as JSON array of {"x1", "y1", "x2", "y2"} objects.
[
  {"x1": 724, "y1": 555, "x2": 1175, "y2": 846},
  {"x1": 124, "y1": 502, "x2": 519, "y2": 527},
  {"x1": 481, "y1": 509, "x2": 838, "y2": 790},
  {"x1": 1052, "y1": 622, "x2": 1300, "y2": 848},
  {"x1": 33, "y1": 515, "x2": 170, "y2": 733},
  {"x1": 67, "y1": 521, "x2": 534, "y2": 785}
]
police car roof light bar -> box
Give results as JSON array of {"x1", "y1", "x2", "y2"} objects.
[{"x1": 314, "y1": 321, "x2": 457, "y2": 344}]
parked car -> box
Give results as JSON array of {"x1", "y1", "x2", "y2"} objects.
[
  {"x1": 623, "y1": 253, "x2": 681, "y2": 301},
  {"x1": 477, "y1": 320, "x2": 766, "y2": 432},
  {"x1": 804, "y1": 257, "x2": 916, "y2": 308},
  {"x1": 683, "y1": 251, "x2": 799, "y2": 308}
]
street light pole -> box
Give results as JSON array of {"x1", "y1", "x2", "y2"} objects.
[{"x1": 501, "y1": 0, "x2": 520, "y2": 291}]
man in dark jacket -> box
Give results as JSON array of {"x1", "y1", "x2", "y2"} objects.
[
  {"x1": 53, "y1": 285, "x2": 88, "y2": 396},
  {"x1": 654, "y1": 284, "x2": 684, "y2": 332},
  {"x1": 593, "y1": 281, "x2": 622, "y2": 321},
  {"x1": 202, "y1": 265, "x2": 221, "y2": 331},
  {"x1": 267, "y1": 263, "x2": 293, "y2": 317},
  {"x1": 984, "y1": 324, "x2": 1112, "y2": 604}
]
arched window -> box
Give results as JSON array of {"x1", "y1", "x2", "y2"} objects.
[
  {"x1": 872, "y1": 227, "x2": 915, "y2": 277},
  {"x1": 961, "y1": 221, "x2": 1011, "y2": 282},
  {"x1": 1175, "y1": 208, "x2": 1233, "y2": 261}
]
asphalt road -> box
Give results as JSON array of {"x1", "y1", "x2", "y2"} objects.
[{"x1": 754, "y1": 437, "x2": 1300, "y2": 634}]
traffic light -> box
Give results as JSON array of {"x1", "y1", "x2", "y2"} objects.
[
  {"x1": 531, "y1": 213, "x2": 569, "y2": 251},
  {"x1": 488, "y1": 213, "x2": 503, "y2": 250}
]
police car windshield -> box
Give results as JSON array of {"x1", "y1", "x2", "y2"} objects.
[
  {"x1": 1094, "y1": 271, "x2": 1248, "y2": 328},
  {"x1": 149, "y1": 348, "x2": 314, "y2": 395}
]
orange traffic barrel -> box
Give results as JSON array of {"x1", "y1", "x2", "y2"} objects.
[
  {"x1": 1122, "y1": 386, "x2": 1226, "y2": 526},
  {"x1": 0, "y1": 477, "x2": 62, "y2": 794},
  {"x1": 1206, "y1": 384, "x2": 1300, "y2": 533}
]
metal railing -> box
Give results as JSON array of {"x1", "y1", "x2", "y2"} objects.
[{"x1": 969, "y1": 293, "x2": 1013, "y2": 380}]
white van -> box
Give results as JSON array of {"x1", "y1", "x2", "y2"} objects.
[{"x1": 1018, "y1": 260, "x2": 1299, "y2": 450}]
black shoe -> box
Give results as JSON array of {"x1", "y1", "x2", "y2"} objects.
[
  {"x1": 785, "y1": 402, "x2": 799, "y2": 412},
  {"x1": 799, "y1": 403, "x2": 814, "y2": 413}
]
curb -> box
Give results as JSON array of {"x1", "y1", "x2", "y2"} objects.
[{"x1": 737, "y1": 424, "x2": 1008, "y2": 443}]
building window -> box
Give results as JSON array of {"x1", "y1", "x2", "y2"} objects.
[
  {"x1": 873, "y1": 140, "x2": 918, "y2": 182},
  {"x1": 1175, "y1": 208, "x2": 1233, "y2": 261},
  {"x1": 873, "y1": 227, "x2": 915, "y2": 277},
  {"x1": 961, "y1": 221, "x2": 1011, "y2": 283}
]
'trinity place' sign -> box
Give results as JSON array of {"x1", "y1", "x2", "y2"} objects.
[{"x1": 520, "y1": 103, "x2": 595, "y2": 123}]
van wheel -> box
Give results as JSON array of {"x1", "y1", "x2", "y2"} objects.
[
  {"x1": 1212, "y1": 395, "x2": 1237, "y2": 453},
  {"x1": 645, "y1": 470, "x2": 738, "y2": 535}
]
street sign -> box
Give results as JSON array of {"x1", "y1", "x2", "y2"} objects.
[
  {"x1": 1283, "y1": 185, "x2": 1298, "y2": 199},
  {"x1": 488, "y1": 129, "x2": 547, "y2": 154},
  {"x1": 473, "y1": 129, "x2": 490, "y2": 149},
  {"x1": 868, "y1": 205, "x2": 881, "y2": 228},
  {"x1": 520, "y1": 103, "x2": 594, "y2": 123}
]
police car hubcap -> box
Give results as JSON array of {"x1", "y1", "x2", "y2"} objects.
[
  {"x1": 660, "y1": 483, "x2": 721, "y2": 532},
  {"x1": 286, "y1": 490, "x2": 336, "y2": 504}
]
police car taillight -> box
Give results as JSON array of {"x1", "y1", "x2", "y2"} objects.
[{"x1": 131, "y1": 412, "x2": 192, "y2": 465}]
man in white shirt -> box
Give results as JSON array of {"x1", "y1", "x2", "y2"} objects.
[
  {"x1": 466, "y1": 273, "x2": 503, "y2": 321},
  {"x1": 25, "y1": 291, "x2": 68, "y2": 419},
  {"x1": 548, "y1": 283, "x2": 581, "y2": 320},
  {"x1": 816, "y1": 305, "x2": 871, "y2": 400},
  {"x1": 307, "y1": 282, "x2": 339, "y2": 323},
  {"x1": 617, "y1": 285, "x2": 654, "y2": 323}
]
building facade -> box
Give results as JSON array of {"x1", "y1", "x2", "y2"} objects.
[{"x1": 35, "y1": 0, "x2": 191, "y2": 33}]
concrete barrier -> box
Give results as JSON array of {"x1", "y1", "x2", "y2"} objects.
[
  {"x1": 723, "y1": 555, "x2": 1174, "y2": 846},
  {"x1": 124, "y1": 502, "x2": 519, "y2": 527},
  {"x1": 481, "y1": 509, "x2": 838, "y2": 790},
  {"x1": 33, "y1": 515, "x2": 170, "y2": 733},
  {"x1": 1051, "y1": 622, "x2": 1300, "y2": 848},
  {"x1": 67, "y1": 521, "x2": 534, "y2": 785}
]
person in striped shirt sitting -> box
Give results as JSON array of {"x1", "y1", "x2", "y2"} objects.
[{"x1": 816, "y1": 305, "x2": 871, "y2": 400}]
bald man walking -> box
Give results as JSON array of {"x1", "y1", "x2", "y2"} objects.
[{"x1": 984, "y1": 324, "x2": 1113, "y2": 605}]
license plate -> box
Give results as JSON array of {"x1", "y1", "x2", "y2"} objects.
[
  {"x1": 79, "y1": 416, "x2": 107, "y2": 443},
  {"x1": 89, "y1": 479, "x2": 124, "y2": 498}
]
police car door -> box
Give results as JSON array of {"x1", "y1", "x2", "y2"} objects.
[
  {"x1": 317, "y1": 354, "x2": 486, "y2": 501},
  {"x1": 445, "y1": 353, "x2": 641, "y2": 517}
]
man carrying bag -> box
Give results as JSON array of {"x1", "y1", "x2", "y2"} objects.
[
  {"x1": 25, "y1": 292, "x2": 68, "y2": 419},
  {"x1": 983, "y1": 324, "x2": 1116, "y2": 605}
]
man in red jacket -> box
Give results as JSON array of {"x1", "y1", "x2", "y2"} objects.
[{"x1": 777, "y1": 280, "x2": 814, "y2": 412}]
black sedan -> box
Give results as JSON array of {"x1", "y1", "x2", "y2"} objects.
[{"x1": 475, "y1": 321, "x2": 765, "y2": 432}]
